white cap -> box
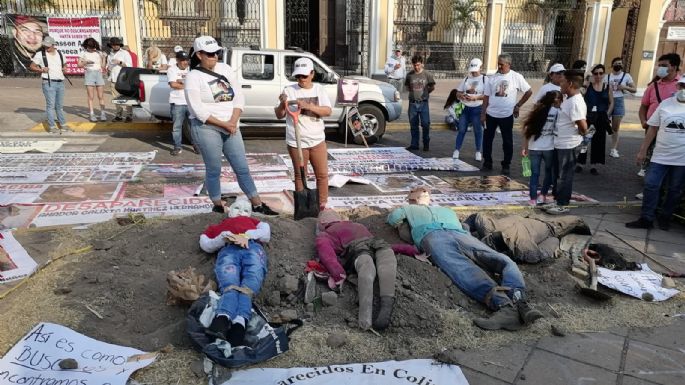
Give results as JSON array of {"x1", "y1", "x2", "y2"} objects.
[
  {"x1": 549, "y1": 63, "x2": 566, "y2": 73},
  {"x1": 292, "y1": 57, "x2": 314, "y2": 77},
  {"x1": 173, "y1": 45, "x2": 183, "y2": 53},
  {"x1": 192, "y1": 36, "x2": 221, "y2": 56},
  {"x1": 678, "y1": 77, "x2": 685, "y2": 85},
  {"x1": 468, "y1": 58, "x2": 482, "y2": 71}
]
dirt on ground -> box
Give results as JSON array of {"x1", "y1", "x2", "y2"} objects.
[{"x1": 1, "y1": 207, "x2": 684, "y2": 385}]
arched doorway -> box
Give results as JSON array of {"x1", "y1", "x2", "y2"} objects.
[{"x1": 656, "y1": 0, "x2": 685, "y2": 65}]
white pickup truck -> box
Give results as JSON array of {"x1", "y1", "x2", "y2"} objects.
[{"x1": 112, "y1": 47, "x2": 402, "y2": 143}]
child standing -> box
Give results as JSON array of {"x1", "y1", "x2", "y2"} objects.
[
  {"x1": 443, "y1": 89, "x2": 460, "y2": 129},
  {"x1": 522, "y1": 91, "x2": 561, "y2": 206}
]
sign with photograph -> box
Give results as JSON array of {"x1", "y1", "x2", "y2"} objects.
[
  {"x1": 47, "y1": 17, "x2": 102, "y2": 75},
  {"x1": 5, "y1": 14, "x2": 49, "y2": 74},
  {"x1": 336, "y1": 78, "x2": 360, "y2": 106}
]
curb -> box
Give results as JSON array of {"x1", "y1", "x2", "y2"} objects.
[
  {"x1": 29, "y1": 121, "x2": 170, "y2": 133},
  {"x1": 386, "y1": 122, "x2": 645, "y2": 132}
]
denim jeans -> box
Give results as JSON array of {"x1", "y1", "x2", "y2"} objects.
[
  {"x1": 554, "y1": 148, "x2": 577, "y2": 206},
  {"x1": 640, "y1": 162, "x2": 685, "y2": 221},
  {"x1": 529, "y1": 149, "x2": 554, "y2": 200},
  {"x1": 421, "y1": 230, "x2": 525, "y2": 310},
  {"x1": 408, "y1": 100, "x2": 431, "y2": 148},
  {"x1": 170, "y1": 104, "x2": 188, "y2": 149},
  {"x1": 192, "y1": 119, "x2": 258, "y2": 202},
  {"x1": 42, "y1": 80, "x2": 66, "y2": 129},
  {"x1": 456, "y1": 105, "x2": 483, "y2": 152},
  {"x1": 215, "y1": 241, "x2": 267, "y2": 320},
  {"x1": 484, "y1": 114, "x2": 514, "y2": 167}
]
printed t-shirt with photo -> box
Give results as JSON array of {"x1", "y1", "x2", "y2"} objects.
[
  {"x1": 184, "y1": 62, "x2": 245, "y2": 127},
  {"x1": 532, "y1": 82, "x2": 561, "y2": 104},
  {"x1": 484, "y1": 70, "x2": 531, "y2": 118},
  {"x1": 457, "y1": 75, "x2": 487, "y2": 107},
  {"x1": 528, "y1": 107, "x2": 558, "y2": 151},
  {"x1": 646, "y1": 96, "x2": 685, "y2": 166},
  {"x1": 282, "y1": 83, "x2": 332, "y2": 148},
  {"x1": 167, "y1": 64, "x2": 189, "y2": 105},
  {"x1": 31, "y1": 50, "x2": 65, "y2": 80},
  {"x1": 405, "y1": 71, "x2": 436, "y2": 102},
  {"x1": 554, "y1": 93, "x2": 587, "y2": 149},
  {"x1": 79, "y1": 51, "x2": 103, "y2": 72},
  {"x1": 605, "y1": 71, "x2": 633, "y2": 98}
]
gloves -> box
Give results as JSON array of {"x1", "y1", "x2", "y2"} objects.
[{"x1": 166, "y1": 266, "x2": 217, "y2": 305}]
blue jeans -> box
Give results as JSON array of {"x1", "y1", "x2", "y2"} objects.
[
  {"x1": 641, "y1": 162, "x2": 685, "y2": 221},
  {"x1": 529, "y1": 149, "x2": 554, "y2": 200},
  {"x1": 215, "y1": 241, "x2": 267, "y2": 320},
  {"x1": 421, "y1": 230, "x2": 525, "y2": 310},
  {"x1": 484, "y1": 114, "x2": 514, "y2": 167},
  {"x1": 170, "y1": 104, "x2": 189, "y2": 149},
  {"x1": 192, "y1": 119, "x2": 258, "y2": 202},
  {"x1": 455, "y1": 105, "x2": 483, "y2": 151},
  {"x1": 42, "y1": 80, "x2": 66, "y2": 129},
  {"x1": 554, "y1": 148, "x2": 577, "y2": 206},
  {"x1": 408, "y1": 100, "x2": 431, "y2": 148}
]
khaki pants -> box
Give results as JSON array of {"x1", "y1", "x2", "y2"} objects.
[
  {"x1": 111, "y1": 82, "x2": 132, "y2": 118},
  {"x1": 287, "y1": 141, "x2": 329, "y2": 205}
]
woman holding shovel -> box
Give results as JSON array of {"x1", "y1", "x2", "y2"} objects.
[{"x1": 275, "y1": 57, "x2": 332, "y2": 210}]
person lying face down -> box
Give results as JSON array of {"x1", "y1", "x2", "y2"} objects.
[
  {"x1": 387, "y1": 187, "x2": 543, "y2": 331},
  {"x1": 315, "y1": 209, "x2": 397, "y2": 331},
  {"x1": 199, "y1": 200, "x2": 271, "y2": 346}
]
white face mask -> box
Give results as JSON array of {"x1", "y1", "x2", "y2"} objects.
[
  {"x1": 656, "y1": 66, "x2": 669, "y2": 78},
  {"x1": 228, "y1": 200, "x2": 252, "y2": 218},
  {"x1": 677, "y1": 89, "x2": 685, "y2": 102}
]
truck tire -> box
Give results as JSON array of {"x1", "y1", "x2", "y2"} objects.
[
  {"x1": 182, "y1": 117, "x2": 193, "y2": 145},
  {"x1": 353, "y1": 104, "x2": 386, "y2": 145}
]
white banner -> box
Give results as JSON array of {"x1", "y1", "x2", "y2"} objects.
[
  {"x1": 328, "y1": 147, "x2": 422, "y2": 162},
  {"x1": 223, "y1": 359, "x2": 469, "y2": 385},
  {"x1": 327, "y1": 191, "x2": 531, "y2": 210},
  {"x1": 0, "y1": 165, "x2": 142, "y2": 184},
  {"x1": 0, "y1": 184, "x2": 48, "y2": 205},
  {"x1": 221, "y1": 171, "x2": 294, "y2": 194},
  {"x1": 47, "y1": 17, "x2": 101, "y2": 75},
  {"x1": 0, "y1": 140, "x2": 65, "y2": 154},
  {"x1": 598, "y1": 265, "x2": 680, "y2": 301},
  {"x1": 244, "y1": 153, "x2": 290, "y2": 172},
  {"x1": 0, "y1": 151, "x2": 156, "y2": 168},
  {"x1": 0, "y1": 322, "x2": 155, "y2": 385},
  {"x1": 0, "y1": 230, "x2": 38, "y2": 283}
]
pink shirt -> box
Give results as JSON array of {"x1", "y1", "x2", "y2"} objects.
[{"x1": 641, "y1": 77, "x2": 680, "y2": 119}]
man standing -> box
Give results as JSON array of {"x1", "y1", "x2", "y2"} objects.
[
  {"x1": 481, "y1": 53, "x2": 532, "y2": 174},
  {"x1": 405, "y1": 55, "x2": 436, "y2": 151},
  {"x1": 384, "y1": 48, "x2": 406, "y2": 92},
  {"x1": 606, "y1": 57, "x2": 637, "y2": 158},
  {"x1": 532, "y1": 63, "x2": 565, "y2": 104},
  {"x1": 29, "y1": 36, "x2": 70, "y2": 134},
  {"x1": 106, "y1": 37, "x2": 133, "y2": 122},
  {"x1": 167, "y1": 51, "x2": 191, "y2": 156}
]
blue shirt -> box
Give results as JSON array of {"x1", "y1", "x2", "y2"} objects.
[{"x1": 387, "y1": 204, "x2": 466, "y2": 246}]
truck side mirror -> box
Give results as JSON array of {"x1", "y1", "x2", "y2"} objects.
[{"x1": 323, "y1": 72, "x2": 337, "y2": 84}]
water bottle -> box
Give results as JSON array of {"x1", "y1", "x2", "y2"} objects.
[
  {"x1": 580, "y1": 125, "x2": 596, "y2": 154},
  {"x1": 522, "y1": 156, "x2": 532, "y2": 177}
]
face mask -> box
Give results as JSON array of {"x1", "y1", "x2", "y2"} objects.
[
  {"x1": 677, "y1": 89, "x2": 685, "y2": 102},
  {"x1": 656, "y1": 66, "x2": 669, "y2": 78},
  {"x1": 612, "y1": 64, "x2": 622, "y2": 72},
  {"x1": 228, "y1": 200, "x2": 252, "y2": 218}
]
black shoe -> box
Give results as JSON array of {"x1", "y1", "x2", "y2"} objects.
[
  {"x1": 227, "y1": 323, "x2": 246, "y2": 346},
  {"x1": 517, "y1": 301, "x2": 544, "y2": 325},
  {"x1": 373, "y1": 296, "x2": 395, "y2": 331},
  {"x1": 501, "y1": 166, "x2": 510, "y2": 175},
  {"x1": 473, "y1": 305, "x2": 523, "y2": 331},
  {"x1": 482, "y1": 163, "x2": 493, "y2": 171},
  {"x1": 626, "y1": 217, "x2": 653, "y2": 229},
  {"x1": 253, "y1": 202, "x2": 278, "y2": 216},
  {"x1": 590, "y1": 168, "x2": 598, "y2": 175},
  {"x1": 170, "y1": 148, "x2": 182, "y2": 156},
  {"x1": 125, "y1": 116, "x2": 133, "y2": 122},
  {"x1": 657, "y1": 216, "x2": 671, "y2": 231},
  {"x1": 575, "y1": 165, "x2": 583, "y2": 173},
  {"x1": 405, "y1": 145, "x2": 419, "y2": 151},
  {"x1": 423, "y1": 143, "x2": 429, "y2": 151},
  {"x1": 112, "y1": 116, "x2": 123, "y2": 122},
  {"x1": 205, "y1": 316, "x2": 231, "y2": 340},
  {"x1": 212, "y1": 204, "x2": 226, "y2": 213}
]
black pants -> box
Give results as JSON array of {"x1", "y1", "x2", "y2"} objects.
[
  {"x1": 577, "y1": 111, "x2": 609, "y2": 165},
  {"x1": 483, "y1": 114, "x2": 514, "y2": 168}
]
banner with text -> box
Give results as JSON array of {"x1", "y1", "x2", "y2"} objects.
[
  {"x1": 47, "y1": 17, "x2": 101, "y2": 75},
  {"x1": 0, "y1": 140, "x2": 65, "y2": 154},
  {"x1": 0, "y1": 230, "x2": 38, "y2": 283},
  {"x1": 327, "y1": 191, "x2": 531, "y2": 210}
]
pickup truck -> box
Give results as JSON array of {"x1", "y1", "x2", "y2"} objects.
[{"x1": 112, "y1": 47, "x2": 402, "y2": 144}]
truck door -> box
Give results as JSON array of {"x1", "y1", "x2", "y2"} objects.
[{"x1": 236, "y1": 52, "x2": 277, "y2": 121}]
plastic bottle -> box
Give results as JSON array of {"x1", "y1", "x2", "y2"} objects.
[{"x1": 522, "y1": 155, "x2": 532, "y2": 177}]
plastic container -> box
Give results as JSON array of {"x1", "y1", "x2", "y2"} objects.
[{"x1": 522, "y1": 155, "x2": 532, "y2": 177}]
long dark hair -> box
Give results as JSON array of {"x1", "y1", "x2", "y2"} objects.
[
  {"x1": 523, "y1": 90, "x2": 562, "y2": 140},
  {"x1": 443, "y1": 89, "x2": 459, "y2": 109},
  {"x1": 82, "y1": 37, "x2": 100, "y2": 51}
]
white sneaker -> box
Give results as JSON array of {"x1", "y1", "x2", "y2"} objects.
[
  {"x1": 452, "y1": 150, "x2": 460, "y2": 159},
  {"x1": 609, "y1": 149, "x2": 620, "y2": 158},
  {"x1": 100, "y1": 111, "x2": 107, "y2": 121},
  {"x1": 637, "y1": 168, "x2": 646, "y2": 177},
  {"x1": 536, "y1": 194, "x2": 546, "y2": 205},
  {"x1": 546, "y1": 206, "x2": 570, "y2": 215},
  {"x1": 635, "y1": 192, "x2": 643, "y2": 200},
  {"x1": 89, "y1": 113, "x2": 97, "y2": 122},
  {"x1": 475, "y1": 152, "x2": 482, "y2": 161}
]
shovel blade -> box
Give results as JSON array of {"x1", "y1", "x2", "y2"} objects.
[{"x1": 293, "y1": 188, "x2": 320, "y2": 220}]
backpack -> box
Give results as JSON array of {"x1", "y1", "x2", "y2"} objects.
[{"x1": 186, "y1": 292, "x2": 303, "y2": 368}]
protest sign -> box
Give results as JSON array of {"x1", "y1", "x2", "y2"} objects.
[
  {"x1": 0, "y1": 140, "x2": 65, "y2": 154},
  {"x1": 327, "y1": 191, "x2": 531, "y2": 210},
  {"x1": 0, "y1": 151, "x2": 155, "y2": 168},
  {"x1": 47, "y1": 17, "x2": 101, "y2": 75},
  {"x1": 440, "y1": 176, "x2": 529, "y2": 192},
  {"x1": 0, "y1": 165, "x2": 143, "y2": 184},
  {"x1": 0, "y1": 185, "x2": 48, "y2": 205},
  {"x1": 365, "y1": 174, "x2": 430, "y2": 193},
  {"x1": 598, "y1": 265, "x2": 680, "y2": 301},
  {"x1": 222, "y1": 359, "x2": 469, "y2": 385},
  {"x1": 137, "y1": 164, "x2": 206, "y2": 184},
  {"x1": 0, "y1": 205, "x2": 42, "y2": 231},
  {"x1": 0, "y1": 230, "x2": 38, "y2": 283},
  {"x1": 5, "y1": 14, "x2": 49, "y2": 74},
  {"x1": 35, "y1": 183, "x2": 122, "y2": 203},
  {"x1": 221, "y1": 171, "x2": 294, "y2": 194},
  {"x1": 245, "y1": 153, "x2": 290, "y2": 172},
  {"x1": 328, "y1": 147, "x2": 421, "y2": 162},
  {"x1": 0, "y1": 322, "x2": 156, "y2": 385}
]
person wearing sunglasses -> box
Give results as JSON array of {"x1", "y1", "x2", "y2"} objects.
[
  {"x1": 576, "y1": 64, "x2": 614, "y2": 175},
  {"x1": 184, "y1": 35, "x2": 277, "y2": 215}
]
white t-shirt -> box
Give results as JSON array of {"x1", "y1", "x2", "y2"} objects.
[
  {"x1": 554, "y1": 94, "x2": 586, "y2": 149},
  {"x1": 167, "y1": 64, "x2": 189, "y2": 105},
  {"x1": 168, "y1": 57, "x2": 177, "y2": 68},
  {"x1": 532, "y1": 82, "x2": 561, "y2": 104},
  {"x1": 606, "y1": 71, "x2": 633, "y2": 98},
  {"x1": 31, "y1": 50, "x2": 65, "y2": 80},
  {"x1": 647, "y1": 97, "x2": 685, "y2": 166},
  {"x1": 484, "y1": 70, "x2": 531, "y2": 118},
  {"x1": 107, "y1": 49, "x2": 132, "y2": 82},
  {"x1": 384, "y1": 55, "x2": 406, "y2": 80},
  {"x1": 528, "y1": 107, "x2": 558, "y2": 151},
  {"x1": 79, "y1": 50, "x2": 103, "y2": 72},
  {"x1": 184, "y1": 63, "x2": 245, "y2": 124},
  {"x1": 281, "y1": 83, "x2": 332, "y2": 148},
  {"x1": 457, "y1": 74, "x2": 487, "y2": 107},
  {"x1": 146, "y1": 53, "x2": 168, "y2": 70}
]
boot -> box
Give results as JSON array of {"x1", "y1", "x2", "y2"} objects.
[
  {"x1": 473, "y1": 305, "x2": 523, "y2": 331},
  {"x1": 205, "y1": 315, "x2": 231, "y2": 340},
  {"x1": 227, "y1": 322, "x2": 246, "y2": 347},
  {"x1": 517, "y1": 301, "x2": 544, "y2": 325},
  {"x1": 372, "y1": 296, "x2": 395, "y2": 331}
]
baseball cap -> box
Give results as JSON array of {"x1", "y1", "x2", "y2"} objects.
[
  {"x1": 549, "y1": 63, "x2": 566, "y2": 73},
  {"x1": 292, "y1": 57, "x2": 314, "y2": 77},
  {"x1": 175, "y1": 51, "x2": 189, "y2": 61},
  {"x1": 193, "y1": 36, "x2": 221, "y2": 55},
  {"x1": 42, "y1": 36, "x2": 56, "y2": 47},
  {"x1": 173, "y1": 45, "x2": 183, "y2": 53},
  {"x1": 468, "y1": 58, "x2": 482, "y2": 71}
]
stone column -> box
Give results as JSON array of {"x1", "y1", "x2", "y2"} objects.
[
  {"x1": 119, "y1": 0, "x2": 141, "y2": 57},
  {"x1": 482, "y1": 0, "x2": 506, "y2": 74},
  {"x1": 629, "y1": 0, "x2": 668, "y2": 94},
  {"x1": 583, "y1": 0, "x2": 614, "y2": 69}
]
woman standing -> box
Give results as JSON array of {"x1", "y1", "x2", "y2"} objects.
[
  {"x1": 184, "y1": 36, "x2": 277, "y2": 215},
  {"x1": 78, "y1": 38, "x2": 107, "y2": 122},
  {"x1": 453, "y1": 58, "x2": 486, "y2": 161},
  {"x1": 577, "y1": 64, "x2": 614, "y2": 175},
  {"x1": 274, "y1": 57, "x2": 332, "y2": 210}
]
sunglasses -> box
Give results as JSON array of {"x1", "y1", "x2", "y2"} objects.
[
  {"x1": 593, "y1": 72, "x2": 604, "y2": 75},
  {"x1": 200, "y1": 51, "x2": 220, "y2": 58}
]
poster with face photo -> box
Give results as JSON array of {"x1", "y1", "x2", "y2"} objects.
[
  {"x1": 209, "y1": 77, "x2": 234, "y2": 102},
  {"x1": 6, "y1": 14, "x2": 48, "y2": 74},
  {"x1": 337, "y1": 78, "x2": 359, "y2": 106},
  {"x1": 346, "y1": 107, "x2": 365, "y2": 137}
]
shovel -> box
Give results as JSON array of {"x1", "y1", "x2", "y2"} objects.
[
  {"x1": 286, "y1": 100, "x2": 320, "y2": 220},
  {"x1": 579, "y1": 249, "x2": 611, "y2": 301}
]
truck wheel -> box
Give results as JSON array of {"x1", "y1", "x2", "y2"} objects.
[
  {"x1": 353, "y1": 104, "x2": 386, "y2": 145},
  {"x1": 182, "y1": 118, "x2": 193, "y2": 145}
]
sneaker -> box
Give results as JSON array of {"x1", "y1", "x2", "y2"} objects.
[
  {"x1": 60, "y1": 125, "x2": 73, "y2": 133},
  {"x1": 48, "y1": 126, "x2": 59, "y2": 134},
  {"x1": 125, "y1": 116, "x2": 133, "y2": 122},
  {"x1": 212, "y1": 204, "x2": 226, "y2": 214},
  {"x1": 528, "y1": 199, "x2": 537, "y2": 206},
  {"x1": 452, "y1": 149, "x2": 460, "y2": 159},
  {"x1": 170, "y1": 148, "x2": 182, "y2": 156},
  {"x1": 252, "y1": 202, "x2": 278, "y2": 216},
  {"x1": 473, "y1": 305, "x2": 523, "y2": 331},
  {"x1": 405, "y1": 145, "x2": 419, "y2": 151},
  {"x1": 590, "y1": 168, "x2": 598, "y2": 175},
  {"x1": 635, "y1": 192, "x2": 643, "y2": 200},
  {"x1": 89, "y1": 113, "x2": 97, "y2": 122},
  {"x1": 625, "y1": 217, "x2": 653, "y2": 229},
  {"x1": 99, "y1": 111, "x2": 107, "y2": 121},
  {"x1": 112, "y1": 116, "x2": 123, "y2": 122},
  {"x1": 517, "y1": 301, "x2": 544, "y2": 325},
  {"x1": 475, "y1": 152, "x2": 482, "y2": 161},
  {"x1": 609, "y1": 149, "x2": 620, "y2": 158},
  {"x1": 536, "y1": 195, "x2": 546, "y2": 205},
  {"x1": 637, "y1": 168, "x2": 646, "y2": 177},
  {"x1": 546, "y1": 206, "x2": 570, "y2": 215}
]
